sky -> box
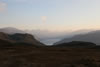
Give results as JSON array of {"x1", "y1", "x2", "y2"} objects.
[{"x1": 0, "y1": 0, "x2": 100, "y2": 31}]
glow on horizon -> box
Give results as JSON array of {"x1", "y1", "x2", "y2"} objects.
[{"x1": 0, "y1": 0, "x2": 100, "y2": 31}]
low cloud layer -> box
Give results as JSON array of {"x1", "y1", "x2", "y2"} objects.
[{"x1": 27, "y1": 29, "x2": 93, "y2": 45}]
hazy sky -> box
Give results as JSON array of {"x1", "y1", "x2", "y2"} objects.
[{"x1": 0, "y1": 0, "x2": 100, "y2": 31}]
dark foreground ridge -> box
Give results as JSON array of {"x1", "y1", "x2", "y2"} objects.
[
  {"x1": 0, "y1": 32, "x2": 100, "y2": 67},
  {"x1": 53, "y1": 41, "x2": 96, "y2": 48}
]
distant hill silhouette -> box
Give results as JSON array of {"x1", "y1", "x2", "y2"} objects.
[
  {"x1": 0, "y1": 27, "x2": 25, "y2": 34},
  {"x1": 53, "y1": 41, "x2": 96, "y2": 48},
  {"x1": 54, "y1": 30, "x2": 100, "y2": 45},
  {"x1": 0, "y1": 32, "x2": 45, "y2": 47}
]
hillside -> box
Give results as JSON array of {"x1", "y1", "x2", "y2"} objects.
[
  {"x1": 0, "y1": 32, "x2": 45, "y2": 47},
  {"x1": 54, "y1": 30, "x2": 100, "y2": 45}
]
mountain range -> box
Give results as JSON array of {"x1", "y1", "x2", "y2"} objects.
[
  {"x1": 0, "y1": 27, "x2": 93, "y2": 45},
  {"x1": 1, "y1": 27, "x2": 100, "y2": 46},
  {"x1": 0, "y1": 28, "x2": 100, "y2": 67}
]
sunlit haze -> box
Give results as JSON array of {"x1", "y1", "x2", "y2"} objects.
[{"x1": 0, "y1": 0, "x2": 100, "y2": 31}]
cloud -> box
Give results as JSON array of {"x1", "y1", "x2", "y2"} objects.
[
  {"x1": 41, "y1": 16, "x2": 47, "y2": 23},
  {"x1": 0, "y1": 2, "x2": 7, "y2": 12}
]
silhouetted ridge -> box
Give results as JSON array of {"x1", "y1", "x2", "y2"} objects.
[{"x1": 53, "y1": 41, "x2": 96, "y2": 48}]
